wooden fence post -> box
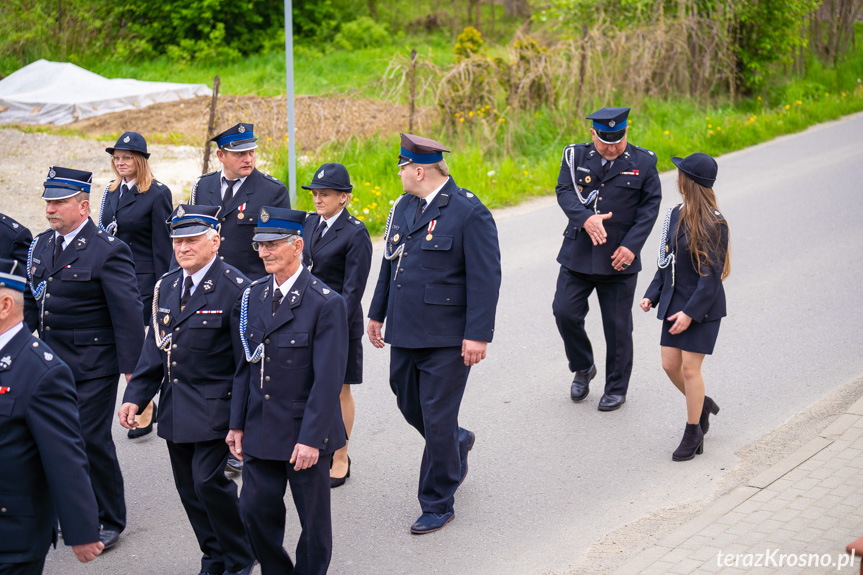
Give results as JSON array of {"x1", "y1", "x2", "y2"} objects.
[{"x1": 202, "y1": 75, "x2": 221, "y2": 175}]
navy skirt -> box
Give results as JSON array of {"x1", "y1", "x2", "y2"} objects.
[{"x1": 660, "y1": 317, "x2": 721, "y2": 355}]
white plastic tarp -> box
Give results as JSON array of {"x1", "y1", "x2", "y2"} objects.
[{"x1": 0, "y1": 59, "x2": 212, "y2": 125}]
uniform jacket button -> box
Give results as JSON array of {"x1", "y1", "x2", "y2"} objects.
[
  {"x1": 265, "y1": 338, "x2": 270, "y2": 344},
  {"x1": 323, "y1": 438, "x2": 328, "y2": 444},
  {"x1": 48, "y1": 277, "x2": 53, "y2": 282},
  {"x1": 73, "y1": 274, "x2": 78, "y2": 278},
  {"x1": 265, "y1": 376, "x2": 271, "y2": 382},
  {"x1": 396, "y1": 284, "x2": 402, "y2": 289},
  {"x1": 266, "y1": 357, "x2": 271, "y2": 362},
  {"x1": 290, "y1": 340, "x2": 295, "y2": 344},
  {"x1": 171, "y1": 361, "x2": 177, "y2": 367},
  {"x1": 173, "y1": 379, "x2": 179, "y2": 384},
  {"x1": 172, "y1": 344, "x2": 178, "y2": 349},
  {"x1": 407, "y1": 235, "x2": 412, "y2": 240},
  {"x1": 45, "y1": 326, "x2": 51, "y2": 331},
  {"x1": 264, "y1": 394, "x2": 270, "y2": 400}
]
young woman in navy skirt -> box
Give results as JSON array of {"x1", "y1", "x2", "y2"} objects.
[{"x1": 640, "y1": 152, "x2": 730, "y2": 461}]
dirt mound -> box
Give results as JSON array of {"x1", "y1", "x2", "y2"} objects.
[{"x1": 64, "y1": 95, "x2": 439, "y2": 152}]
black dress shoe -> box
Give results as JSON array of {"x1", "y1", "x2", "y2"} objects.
[
  {"x1": 459, "y1": 429, "x2": 475, "y2": 485},
  {"x1": 570, "y1": 364, "x2": 597, "y2": 402},
  {"x1": 224, "y1": 561, "x2": 257, "y2": 575},
  {"x1": 700, "y1": 396, "x2": 720, "y2": 434},
  {"x1": 330, "y1": 457, "x2": 351, "y2": 488},
  {"x1": 127, "y1": 402, "x2": 157, "y2": 439},
  {"x1": 99, "y1": 529, "x2": 120, "y2": 550},
  {"x1": 597, "y1": 394, "x2": 626, "y2": 411},
  {"x1": 226, "y1": 457, "x2": 244, "y2": 474},
  {"x1": 672, "y1": 422, "x2": 704, "y2": 461},
  {"x1": 410, "y1": 511, "x2": 454, "y2": 534}
]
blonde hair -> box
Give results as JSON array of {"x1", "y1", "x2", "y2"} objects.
[{"x1": 108, "y1": 151, "x2": 154, "y2": 193}]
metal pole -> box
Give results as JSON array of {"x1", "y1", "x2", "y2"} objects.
[{"x1": 284, "y1": 0, "x2": 297, "y2": 205}]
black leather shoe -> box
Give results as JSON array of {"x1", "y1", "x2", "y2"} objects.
[
  {"x1": 410, "y1": 511, "x2": 454, "y2": 534},
  {"x1": 459, "y1": 429, "x2": 475, "y2": 486},
  {"x1": 672, "y1": 422, "x2": 704, "y2": 461},
  {"x1": 570, "y1": 365, "x2": 597, "y2": 402},
  {"x1": 127, "y1": 402, "x2": 157, "y2": 438},
  {"x1": 330, "y1": 457, "x2": 351, "y2": 488},
  {"x1": 700, "y1": 396, "x2": 720, "y2": 434},
  {"x1": 224, "y1": 561, "x2": 257, "y2": 575},
  {"x1": 225, "y1": 457, "x2": 244, "y2": 474},
  {"x1": 597, "y1": 394, "x2": 626, "y2": 411},
  {"x1": 99, "y1": 529, "x2": 120, "y2": 550}
]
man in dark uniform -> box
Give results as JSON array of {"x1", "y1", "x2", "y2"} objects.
[
  {"x1": 552, "y1": 107, "x2": 662, "y2": 411},
  {"x1": 0, "y1": 258, "x2": 103, "y2": 574},
  {"x1": 119, "y1": 205, "x2": 255, "y2": 575},
  {"x1": 367, "y1": 134, "x2": 502, "y2": 534},
  {"x1": 0, "y1": 213, "x2": 38, "y2": 332},
  {"x1": 227, "y1": 207, "x2": 347, "y2": 575},
  {"x1": 27, "y1": 167, "x2": 144, "y2": 550},
  {"x1": 190, "y1": 122, "x2": 291, "y2": 280}
]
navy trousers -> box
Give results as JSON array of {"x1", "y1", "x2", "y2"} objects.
[
  {"x1": 0, "y1": 558, "x2": 46, "y2": 575},
  {"x1": 239, "y1": 453, "x2": 332, "y2": 575},
  {"x1": 167, "y1": 439, "x2": 253, "y2": 574},
  {"x1": 552, "y1": 268, "x2": 638, "y2": 396},
  {"x1": 389, "y1": 346, "x2": 470, "y2": 514},
  {"x1": 76, "y1": 374, "x2": 125, "y2": 533}
]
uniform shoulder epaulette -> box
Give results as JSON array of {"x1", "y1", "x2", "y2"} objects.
[
  {"x1": 309, "y1": 279, "x2": 337, "y2": 299},
  {"x1": 152, "y1": 179, "x2": 166, "y2": 188},
  {"x1": 263, "y1": 173, "x2": 285, "y2": 185},
  {"x1": 456, "y1": 188, "x2": 480, "y2": 202},
  {"x1": 247, "y1": 276, "x2": 269, "y2": 289},
  {"x1": 222, "y1": 266, "x2": 250, "y2": 288},
  {"x1": 34, "y1": 228, "x2": 54, "y2": 240},
  {"x1": 159, "y1": 267, "x2": 182, "y2": 282},
  {"x1": 0, "y1": 214, "x2": 22, "y2": 231},
  {"x1": 348, "y1": 215, "x2": 362, "y2": 226},
  {"x1": 632, "y1": 144, "x2": 656, "y2": 157},
  {"x1": 94, "y1": 229, "x2": 119, "y2": 244},
  {"x1": 200, "y1": 171, "x2": 218, "y2": 178},
  {"x1": 29, "y1": 339, "x2": 57, "y2": 367}
]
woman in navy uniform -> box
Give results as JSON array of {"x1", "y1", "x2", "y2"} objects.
[
  {"x1": 100, "y1": 132, "x2": 172, "y2": 438},
  {"x1": 641, "y1": 153, "x2": 730, "y2": 461},
  {"x1": 301, "y1": 163, "x2": 373, "y2": 488}
]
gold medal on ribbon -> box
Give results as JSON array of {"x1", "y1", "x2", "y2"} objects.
[
  {"x1": 237, "y1": 212, "x2": 245, "y2": 220},
  {"x1": 426, "y1": 233, "x2": 433, "y2": 241}
]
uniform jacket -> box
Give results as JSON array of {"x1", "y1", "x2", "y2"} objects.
[
  {"x1": 29, "y1": 219, "x2": 144, "y2": 380},
  {"x1": 555, "y1": 142, "x2": 662, "y2": 275},
  {"x1": 0, "y1": 327, "x2": 100, "y2": 563},
  {"x1": 644, "y1": 204, "x2": 728, "y2": 323},
  {"x1": 125, "y1": 258, "x2": 249, "y2": 443},
  {"x1": 99, "y1": 180, "x2": 173, "y2": 302},
  {"x1": 302, "y1": 209, "x2": 372, "y2": 340},
  {"x1": 191, "y1": 168, "x2": 290, "y2": 279},
  {"x1": 0, "y1": 213, "x2": 38, "y2": 332},
  {"x1": 368, "y1": 177, "x2": 501, "y2": 348},
  {"x1": 230, "y1": 268, "x2": 348, "y2": 460}
]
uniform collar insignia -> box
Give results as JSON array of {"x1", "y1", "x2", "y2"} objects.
[
  {"x1": 0, "y1": 355, "x2": 11, "y2": 369},
  {"x1": 262, "y1": 285, "x2": 270, "y2": 300},
  {"x1": 290, "y1": 288, "x2": 300, "y2": 304},
  {"x1": 77, "y1": 237, "x2": 86, "y2": 247},
  {"x1": 203, "y1": 279, "x2": 214, "y2": 291},
  {"x1": 172, "y1": 277, "x2": 180, "y2": 289}
]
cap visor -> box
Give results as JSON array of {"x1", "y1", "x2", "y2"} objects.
[
  {"x1": 42, "y1": 188, "x2": 85, "y2": 200},
  {"x1": 397, "y1": 156, "x2": 413, "y2": 167},
  {"x1": 252, "y1": 231, "x2": 293, "y2": 242},
  {"x1": 170, "y1": 224, "x2": 211, "y2": 238},
  {"x1": 595, "y1": 130, "x2": 626, "y2": 145},
  {"x1": 222, "y1": 142, "x2": 258, "y2": 152}
]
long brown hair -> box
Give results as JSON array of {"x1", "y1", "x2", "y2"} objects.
[
  {"x1": 676, "y1": 171, "x2": 731, "y2": 280},
  {"x1": 108, "y1": 151, "x2": 154, "y2": 193}
]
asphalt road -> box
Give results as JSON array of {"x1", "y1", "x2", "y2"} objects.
[{"x1": 44, "y1": 112, "x2": 863, "y2": 574}]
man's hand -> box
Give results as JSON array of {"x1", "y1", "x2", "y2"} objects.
[
  {"x1": 611, "y1": 246, "x2": 635, "y2": 271},
  {"x1": 584, "y1": 213, "x2": 612, "y2": 246},
  {"x1": 639, "y1": 298, "x2": 653, "y2": 312},
  {"x1": 226, "y1": 429, "x2": 244, "y2": 460},
  {"x1": 290, "y1": 443, "x2": 320, "y2": 471},
  {"x1": 72, "y1": 541, "x2": 104, "y2": 563},
  {"x1": 667, "y1": 311, "x2": 693, "y2": 334},
  {"x1": 367, "y1": 319, "x2": 385, "y2": 349},
  {"x1": 118, "y1": 402, "x2": 139, "y2": 430},
  {"x1": 462, "y1": 339, "x2": 488, "y2": 367}
]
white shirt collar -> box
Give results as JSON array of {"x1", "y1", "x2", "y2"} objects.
[
  {"x1": 56, "y1": 217, "x2": 89, "y2": 247},
  {"x1": 274, "y1": 264, "x2": 304, "y2": 300},
  {"x1": 121, "y1": 178, "x2": 136, "y2": 189},
  {"x1": 220, "y1": 170, "x2": 248, "y2": 186},
  {"x1": 182, "y1": 254, "x2": 218, "y2": 296},
  {"x1": 421, "y1": 178, "x2": 449, "y2": 207},
  {"x1": 0, "y1": 322, "x2": 25, "y2": 354},
  {"x1": 320, "y1": 209, "x2": 344, "y2": 228}
]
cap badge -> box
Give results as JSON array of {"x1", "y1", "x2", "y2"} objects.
[
  {"x1": 238, "y1": 125, "x2": 246, "y2": 133},
  {"x1": 43, "y1": 352, "x2": 53, "y2": 361},
  {"x1": 260, "y1": 208, "x2": 270, "y2": 223},
  {"x1": 317, "y1": 170, "x2": 325, "y2": 179},
  {"x1": 608, "y1": 120, "x2": 616, "y2": 128},
  {"x1": 49, "y1": 168, "x2": 56, "y2": 179},
  {"x1": 123, "y1": 135, "x2": 131, "y2": 143},
  {"x1": 177, "y1": 205, "x2": 185, "y2": 218}
]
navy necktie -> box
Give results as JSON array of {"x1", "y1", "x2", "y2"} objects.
[
  {"x1": 181, "y1": 276, "x2": 193, "y2": 310},
  {"x1": 224, "y1": 179, "x2": 237, "y2": 205},
  {"x1": 53, "y1": 236, "x2": 64, "y2": 266},
  {"x1": 414, "y1": 198, "x2": 427, "y2": 224},
  {"x1": 272, "y1": 289, "x2": 283, "y2": 315}
]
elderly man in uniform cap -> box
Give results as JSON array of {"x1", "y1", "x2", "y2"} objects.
[
  {"x1": 27, "y1": 167, "x2": 144, "y2": 550},
  {"x1": 367, "y1": 133, "x2": 501, "y2": 534},
  {"x1": 191, "y1": 122, "x2": 291, "y2": 281},
  {"x1": 552, "y1": 107, "x2": 661, "y2": 411},
  {"x1": 118, "y1": 205, "x2": 256, "y2": 575},
  {"x1": 0, "y1": 258, "x2": 104, "y2": 574},
  {"x1": 226, "y1": 207, "x2": 347, "y2": 575},
  {"x1": 0, "y1": 213, "x2": 38, "y2": 332}
]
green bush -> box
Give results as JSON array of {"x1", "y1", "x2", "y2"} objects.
[{"x1": 334, "y1": 17, "x2": 390, "y2": 51}]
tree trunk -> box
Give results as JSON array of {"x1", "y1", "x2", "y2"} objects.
[
  {"x1": 504, "y1": 0, "x2": 514, "y2": 17},
  {"x1": 367, "y1": 0, "x2": 378, "y2": 19}
]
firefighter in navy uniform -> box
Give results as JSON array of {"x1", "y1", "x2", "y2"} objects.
[
  {"x1": 552, "y1": 107, "x2": 662, "y2": 411},
  {"x1": 119, "y1": 205, "x2": 255, "y2": 575},
  {"x1": 190, "y1": 122, "x2": 291, "y2": 280},
  {"x1": 367, "y1": 134, "x2": 502, "y2": 535},
  {"x1": 27, "y1": 166, "x2": 144, "y2": 551},
  {"x1": 0, "y1": 213, "x2": 38, "y2": 332}
]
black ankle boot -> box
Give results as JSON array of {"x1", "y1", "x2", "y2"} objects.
[
  {"x1": 673, "y1": 423, "x2": 704, "y2": 461},
  {"x1": 700, "y1": 396, "x2": 720, "y2": 435}
]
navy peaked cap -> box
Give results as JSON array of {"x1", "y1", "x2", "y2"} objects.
[
  {"x1": 42, "y1": 166, "x2": 92, "y2": 200},
  {"x1": 168, "y1": 204, "x2": 222, "y2": 238},
  {"x1": 106, "y1": 132, "x2": 150, "y2": 158},
  {"x1": 398, "y1": 133, "x2": 451, "y2": 166},
  {"x1": 587, "y1": 107, "x2": 630, "y2": 144},
  {"x1": 211, "y1": 123, "x2": 257, "y2": 152},
  {"x1": 0, "y1": 257, "x2": 27, "y2": 293},
  {"x1": 672, "y1": 153, "x2": 718, "y2": 188},
  {"x1": 253, "y1": 207, "x2": 305, "y2": 242},
  {"x1": 302, "y1": 163, "x2": 353, "y2": 192}
]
